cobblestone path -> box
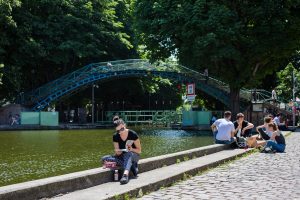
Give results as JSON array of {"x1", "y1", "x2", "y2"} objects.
[{"x1": 139, "y1": 133, "x2": 300, "y2": 200}]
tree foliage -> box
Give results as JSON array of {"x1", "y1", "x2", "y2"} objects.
[
  {"x1": 276, "y1": 63, "x2": 300, "y2": 100},
  {"x1": 0, "y1": 0, "x2": 21, "y2": 96},
  {"x1": 134, "y1": 0, "x2": 300, "y2": 113},
  {"x1": 0, "y1": 0, "x2": 137, "y2": 102}
]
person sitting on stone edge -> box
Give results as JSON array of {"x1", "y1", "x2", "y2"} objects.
[
  {"x1": 233, "y1": 113, "x2": 256, "y2": 147},
  {"x1": 211, "y1": 111, "x2": 236, "y2": 145},
  {"x1": 102, "y1": 119, "x2": 141, "y2": 184},
  {"x1": 254, "y1": 116, "x2": 274, "y2": 147},
  {"x1": 261, "y1": 122, "x2": 286, "y2": 153}
]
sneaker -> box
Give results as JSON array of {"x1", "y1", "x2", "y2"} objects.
[
  {"x1": 262, "y1": 147, "x2": 275, "y2": 153},
  {"x1": 264, "y1": 147, "x2": 271, "y2": 152},
  {"x1": 260, "y1": 146, "x2": 270, "y2": 153},
  {"x1": 120, "y1": 174, "x2": 129, "y2": 184}
]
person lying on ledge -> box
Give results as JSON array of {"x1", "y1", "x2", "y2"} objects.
[
  {"x1": 211, "y1": 111, "x2": 236, "y2": 145},
  {"x1": 102, "y1": 119, "x2": 141, "y2": 184}
]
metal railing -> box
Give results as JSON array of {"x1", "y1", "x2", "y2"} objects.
[
  {"x1": 104, "y1": 110, "x2": 182, "y2": 125},
  {"x1": 17, "y1": 59, "x2": 289, "y2": 112}
]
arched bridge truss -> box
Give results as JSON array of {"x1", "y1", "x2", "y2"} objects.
[{"x1": 18, "y1": 59, "x2": 271, "y2": 111}]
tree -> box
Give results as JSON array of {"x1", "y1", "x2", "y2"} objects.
[
  {"x1": 0, "y1": 0, "x2": 21, "y2": 101},
  {"x1": 0, "y1": 0, "x2": 137, "y2": 103},
  {"x1": 134, "y1": 0, "x2": 300, "y2": 114},
  {"x1": 276, "y1": 63, "x2": 300, "y2": 100}
]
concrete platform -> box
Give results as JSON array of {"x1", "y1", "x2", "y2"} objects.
[
  {"x1": 0, "y1": 144, "x2": 229, "y2": 200},
  {"x1": 51, "y1": 148, "x2": 253, "y2": 200}
]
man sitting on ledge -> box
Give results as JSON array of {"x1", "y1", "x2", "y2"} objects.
[
  {"x1": 211, "y1": 111, "x2": 236, "y2": 145},
  {"x1": 102, "y1": 119, "x2": 141, "y2": 184}
]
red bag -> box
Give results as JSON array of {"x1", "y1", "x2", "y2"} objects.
[{"x1": 103, "y1": 161, "x2": 117, "y2": 169}]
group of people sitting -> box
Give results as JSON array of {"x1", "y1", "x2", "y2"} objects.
[
  {"x1": 211, "y1": 111, "x2": 286, "y2": 153},
  {"x1": 101, "y1": 112, "x2": 287, "y2": 185}
]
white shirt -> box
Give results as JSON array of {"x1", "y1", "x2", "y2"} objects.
[
  {"x1": 213, "y1": 118, "x2": 235, "y2": 141},
  {"x1": 274, "y1": 116, "x2": 280, "y2": 125}
]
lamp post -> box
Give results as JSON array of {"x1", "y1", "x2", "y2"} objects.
[
  {"x1": 293, "y1": 70, "x2": 296, "y2": 128},
  {"x1": 96, "y1": 104, "x2": 99, "y2": 123},
  {"x1": 92, "y1": 84, "x2": 99, "y2": 124},
  {"x1": 100, "y1": 101, "x2": 104, "y2": 122}
]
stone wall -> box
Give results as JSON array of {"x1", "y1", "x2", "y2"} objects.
[{"x1": 0, "y1": 104, "x2": 29, "y2": 125}]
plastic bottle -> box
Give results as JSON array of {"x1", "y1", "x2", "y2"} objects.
[
  {"x1": 114, "y1": 170, "x2": 118, "y2": 181},
  {"x1": 237, "y1": 129, "x2": 241, "y2": 138}
]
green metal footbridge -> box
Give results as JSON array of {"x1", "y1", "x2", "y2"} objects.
[{"x1": 17, "y1": 59, "x2": 284, "y2": 112}]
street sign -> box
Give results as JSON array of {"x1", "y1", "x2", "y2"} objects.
[
  {"x1": 187, "y1": 95, "x2": 196, "y2": 102},
  {"x1": 186, "y1": 83, "x2": 196, "y2": 102},
  {"x1": 186, "y1": 83, "x2": 195, "y2": 95}
]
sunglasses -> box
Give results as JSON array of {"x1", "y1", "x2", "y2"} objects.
[
  {"x1": 116, "y1": 127, "x2": 125, "y2": 133},
  {"x1": 113, "y1": 117, "x2": 119, "y2": 122}
]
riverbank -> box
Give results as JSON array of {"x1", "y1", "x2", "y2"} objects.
[
  {"x1": 0, "y1": 124, "x2": 113, "y2": 131},
  {"x1": 0, "y1": 143, "x2": 233, "y2": 200},
  {"x1": 0, "y1": 129, "x2": 213, "y2": 187},
  {"x1": 0, "y1": 131, "x2": 291, "y2": 200},
  {"x1": 0, "y1": 124, "x2": 214, "y2": 131}
]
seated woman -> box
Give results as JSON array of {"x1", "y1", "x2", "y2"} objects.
[
  {"x1": 102, "y1": 119, "x2": 141, "y2": 184},
  {"x1": 255, "y1": 116, "x2": 273, "y2": 147},
  {"x1": 263, "y1": 123, "x2": 286, "y2": 153}
]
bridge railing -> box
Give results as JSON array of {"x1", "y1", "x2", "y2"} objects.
[
  {"x1": 104, "y1": 110, "x2": 182, "y2": 125},
  {"x1": 21, "y1": 59, "x2": 189, "y2": 106},
  {"x1": 167, "y1": 62, "x2": 251, "y2": 101},
  {"x1": 20, "y1": 59, "x2": 152, "y2": 105},
  {"x1": 164, "y1": 62, "x2": 291, "y2": 112},
  {"x1": 19, "y1": 58, "x2": 289, "y2": 112}
]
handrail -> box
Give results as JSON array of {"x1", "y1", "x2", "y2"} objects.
[{"x1": 17, "y1": 59, "x2": 289, "y2": 112}]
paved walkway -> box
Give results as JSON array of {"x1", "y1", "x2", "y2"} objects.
[{"x1": 139, "y1": 133, "x2": 300, "y2": 200}]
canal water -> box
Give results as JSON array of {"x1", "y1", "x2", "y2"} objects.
[{"x1": 0, "y1": 128, "x2": 213, "y2": 186}]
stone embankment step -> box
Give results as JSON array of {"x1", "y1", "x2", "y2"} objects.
[
  {"x1": 1, "y1": 131, "x2": 290, "y2": 200},
  {"x1": 51, "y1": 148, "x2": 253, "y2": 200},
  {"x1": 0, "y1": 144, "x2": 229, "y2": 200}
]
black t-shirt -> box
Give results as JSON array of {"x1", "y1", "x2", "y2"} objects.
[
  {"x1": 275, "y1": 132, "x2": 286, "y2": 145},
  {"x1": 113, "y1": 129, "x2": 139, "y2": 149},
  {"x1": 233, "y1": 120, "x2": 251, "y2": 137},
  {"x1": 258, "y1": 128, "x2": 270, "y2": 140}
]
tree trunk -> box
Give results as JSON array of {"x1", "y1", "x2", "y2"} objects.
[{"x1": 229, "y1": 86, "x2": 240, "y2": 116}]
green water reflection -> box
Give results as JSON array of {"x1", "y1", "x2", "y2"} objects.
[{"x1": 0, "y1": 128, "x2": 213, "y2": 186}]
